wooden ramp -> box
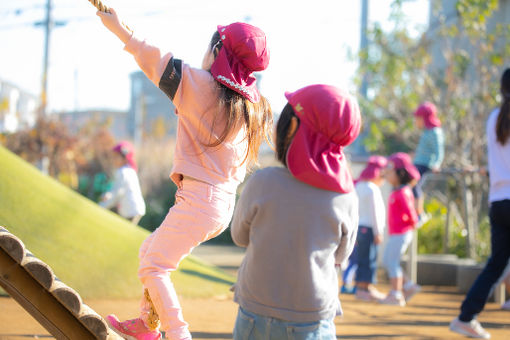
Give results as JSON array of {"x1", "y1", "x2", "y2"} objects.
[{"x1": 0, "y1": 226, "x2": 123, "y2": 339}]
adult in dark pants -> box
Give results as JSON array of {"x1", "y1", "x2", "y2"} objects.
[{"x1": 450, "y1": 68, "x2": 510, "y2": 339}]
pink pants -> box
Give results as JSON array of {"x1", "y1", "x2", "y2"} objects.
[{"x1": 138, "y1": 178, "x2": 235, "y2": 340}]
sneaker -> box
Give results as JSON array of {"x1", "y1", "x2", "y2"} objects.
[
  {"x1": 417, "y1": 213, "x2": 431, "y2": 228},
  {"x1": 355, "y1": 289, "x2": 384, "y2": 302},
  {"x1": 379, "y1": 293, "x2": 406, "y2": 307},
  {"x1": 502, "y1": 299, "x2": 510, "y2": 311},
  {"x1": 341, "y1": 285, "x2": 356, "y2": 294},
  {"x1": 449, "y1": 317, "x2": 490, "y2": 339},
  {"x1": 106, "y1": 315, "x2": 162, "y2": 340},
  {"x1": 403, "y1": 283, "x2": 421, "y2": 302},
  {"x1": 368, "y1": 286, "x2": 387, "y2": 300}
]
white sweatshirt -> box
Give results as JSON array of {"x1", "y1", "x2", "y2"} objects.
[
  {"x1": 355, "y1": 181, "x2": 386, "y2": 236},
  {"x1": 486, "y1": 108, "x2": 510, "y2": 203},
  {"x1": 100, "y1": 165, "x2": 146, "y2": 219}
]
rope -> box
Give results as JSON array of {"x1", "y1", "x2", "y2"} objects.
[
  {"x1": 88, "y1": 0, "x2": 110, "y2": 13},
  {"x1": 87, "y1": 0, "x2": 133, "y2": 34}
]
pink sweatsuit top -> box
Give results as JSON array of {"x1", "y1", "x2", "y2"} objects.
[
  {"x1": 387, "y1": 185, "x2": 418, "y2": 235},
  {"x1": 124, "y1": 36, "x2": 248, "y2": 193}
]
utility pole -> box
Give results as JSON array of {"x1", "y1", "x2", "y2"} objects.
[
  {"x1": 41, "y1": 0, "x2": 52, "y2": 116},
  {"x1": 36, "y1": 0, "x2": 66, "y2": 116},
  {"x1": 360, "y1": 0, "x2": 369, "y2": 98}
]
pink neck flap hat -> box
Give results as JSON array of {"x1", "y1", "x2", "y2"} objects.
[
  {"x1": 210, "y1": 22, "x2": 270, "y2": 103},
  {"x1": 414, "y1": 101, "x2": 441, "y2": 129},
  {"x1": 388, "y1": 152, "x2": 420, "y2": 181},
  {"x1": 113, "y1": 141, "x2": 137, "y2": 171},
  {"x1": 285, "y1": 84, "x2": 362, "y2": 194},
  {"x1": 356, "y1": 155, "x2": 388, "y2": 183}
]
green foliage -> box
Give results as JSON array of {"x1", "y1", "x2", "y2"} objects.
[
  {"x1": 0, "y1": 145, "x2": 235, "y2": 298},
  {"x1": 357, "y1": 0, "x2": 510, "y2": 166},
  {"x1": 417, "y1": 198, "x2": 490, "y2": 261},
  {"x1": 456, "y1": 0, "x2": 499, "y2": 34},
  {"x1": 357, "y1": 5, "x2": 433, "y2": 154},
  {"x1": 139, "y1": 180, "x2": 177, "y2": 232}
]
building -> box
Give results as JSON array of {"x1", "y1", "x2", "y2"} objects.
[
  {"x1": 128, "y1": 71, "x2": 177, "y2": 146},
  {"x1": 58, "y1": 109, "x2": 129, "y2": 140},
  {"x1": 0, "y1": 79, "x2": 38, "y2": 133},
  {"x1": 56, "y1": 70, "x2": 177, "y2": 142}
]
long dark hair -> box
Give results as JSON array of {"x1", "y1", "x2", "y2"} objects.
[
  {"x1": 496, "y1": 68, "x2": 510, "y2": 145},
  {"x1": 206, "y1": 31, "x2": 273, "y2": 166},
  {"x1": 275, "y1": 103, "x2": 299, "y2": 166}
]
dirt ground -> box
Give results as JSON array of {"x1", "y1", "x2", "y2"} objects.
[
  {"x1": 0, "y1": 285, "x2": 509, "y2": 340},
  {"x1": 1, "y1": 245, "x2": 509, "y2": 339}
]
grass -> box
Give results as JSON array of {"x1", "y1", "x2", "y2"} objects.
[{"x1": 0, "y1": 145, "x2": 235, "y2": 299}]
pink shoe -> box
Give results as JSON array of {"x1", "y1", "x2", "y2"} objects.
[{"x1": 106, "y1": 315, "x2": 161, "y2": 340}]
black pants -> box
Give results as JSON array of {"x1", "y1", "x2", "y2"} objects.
[{"x1": 459, "y1": 199, "x2": 510, "y2": 321}]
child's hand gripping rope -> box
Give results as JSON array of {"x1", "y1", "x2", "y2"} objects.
[
  {"x1": 89, "y1": 0, "x2": 133, "y2": 43},
  {"x1": 88, "y1": 0, "x2": 110, "y2": 13}
]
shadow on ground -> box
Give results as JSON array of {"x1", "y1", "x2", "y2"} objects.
[{"x1": 191, "y1": 332, "x2": 233, "y2": 339}]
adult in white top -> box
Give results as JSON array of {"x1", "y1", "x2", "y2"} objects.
[
  {"x1": 100, "y1": 141, "x2": 146, "y2": 224},
  {"x1": 450, "y1": 68, "x2": 510, "y2": 339}
]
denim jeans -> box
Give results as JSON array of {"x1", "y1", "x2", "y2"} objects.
[
  {"x1": 382, "y1": 231, "x2": 413, "y2": 279},
  {"x1": 355, "y1": 226, "x2": 378, "y2": 283},
  {"x1": 459, "y1": 199, "x2": 510, "y2": 322},
  {"x1": 233, "y1": 307, "x2": 336, "y2": 340},
  {"x1": 412, "y1": 164, "x2": 430, "y2": 198}
]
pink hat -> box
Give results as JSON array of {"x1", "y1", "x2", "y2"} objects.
[
  {"x1": 357, "y1": 155, "x2": 388, "y2": 183},
  {"x1": 113, "y1": 141, "x2": 137, "y2": 171},
  {"x1": 388, "y1": 152, "x2": 420, "y2": 181},
  {"x1": 210, "y1": 22, "x2": 270, "y2": 103},
  {"x1": 285, "y1": 84, "x2": 362, "y2": 194},
  {"x1": 414, "y1": 101, "x2": 441, "y2": 129}
]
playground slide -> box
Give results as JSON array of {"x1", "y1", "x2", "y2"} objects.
[{"x1": 0, "y1": 226, "x2": 122, "y2": 340}]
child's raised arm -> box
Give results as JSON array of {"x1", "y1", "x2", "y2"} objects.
[{"x1": 96, "y1": 8, "x2": 132, "y2": 44}]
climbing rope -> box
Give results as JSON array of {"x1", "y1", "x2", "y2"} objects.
[
  {"x1": 87, "y1": 0, "x2": 133, "y2": 34},
  {"x1": 88, "y1": 0, "x2": 110, "y2": 13},
  {"x1": 144, "y1": 289, "x2": 161, "y2": 331}
]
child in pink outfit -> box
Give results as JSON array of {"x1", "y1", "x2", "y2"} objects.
[
  {"x1": 381, "y1": 152, "x2": 421, "y2": 307},
  {"x1": 96, "y1": 8, "x2": 272, "y2": 340}
]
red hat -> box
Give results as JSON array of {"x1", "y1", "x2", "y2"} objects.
[
  {"x1": 113, "y1": 141, "x2": 137, "y2": 171},
  {"x1": 388, "y1": 152, "x2": 420, "y2": 181},
  {"x1": 414, "y1": 101, "x2": 441, "y2": 129},
  {"x1": 357, "y1": 155, "x2": 388, "y2": 182},
  {"x1": 285, "y1": 84, "x2": 361, "y2": 194},
  {"x1": 210, "y1": 22, "x2": 270, "y2": 103}
]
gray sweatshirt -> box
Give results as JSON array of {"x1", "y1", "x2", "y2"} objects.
[{"x1": 231, "y1": 167, "x2": 359, "y2": 322}]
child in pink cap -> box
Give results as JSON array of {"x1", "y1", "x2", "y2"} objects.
[
  {"x1": 380, "y1": 152, "x2": 421, "y2": 307},
  {"x1": 100, "y1": 141, "x2": 146, "y2": 225},
  {"x1": 353, "y1": 156, "x2": 388, "y2": 302},
  {"x1": 230, "y1": 84, "x2": 361, "y2": 339},
  {"x1": 412, "y1": 102, "x2": 445, "y2": 221},
  {"x1": 96, "y1": 8, "x2": 272, "y2": 340}
]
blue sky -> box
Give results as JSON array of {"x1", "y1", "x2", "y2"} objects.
[{"x1": 0, "y1": 0, "x2": 429, "y2": 113}]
